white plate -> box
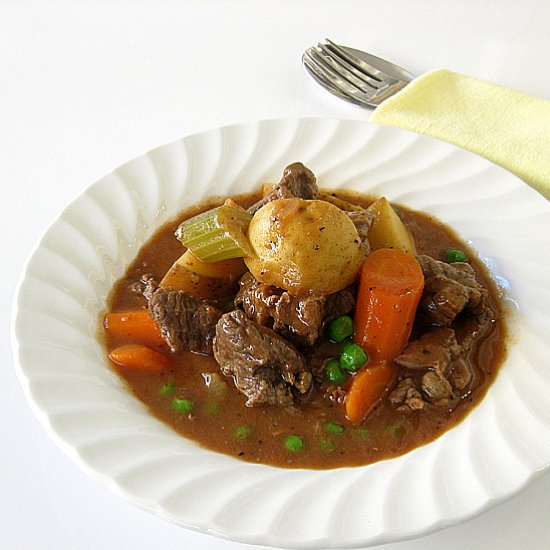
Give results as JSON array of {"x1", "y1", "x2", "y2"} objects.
[{"x1": 11, "y1": 118, "x2": 550, "y2": 549}]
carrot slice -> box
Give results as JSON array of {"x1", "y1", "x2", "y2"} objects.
[
  {"x1": 109, "y1": 344, "x2": 172, "y2": 374},
  {"x1": 104, "y1": 310, "x2": 165, "y2": 348},
  {"x1": 345, "y1": 361, "x2": 396, "y2": 423},
  {"x1": 354, "y1": 248, "x2": 424, "y2": 363}
]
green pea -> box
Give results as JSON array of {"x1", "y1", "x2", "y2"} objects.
[
  {"x1": 234, "y1": 425, "x2": 253, "y2": 439},
  {"x1": 324, "y1": 421, "x2": 345, "y2": 435},
  {"x1": 385, "y1": 422, "x2": 405, "y2": 438},
  {"x1": 160, "y1": 382, "x2": 176, "y2": 396},
  {"x1": 202, "y1": 401, "x2": 221, "y2": 416},
  {"x1": 354, "y1": 427, "x2": 371, "y2": 438},
  {"x1": 342, "y1": 337, "x2": 355, "y2": 350},
  {"x1": 171, "y1": 398, "x2": 194, "y2": 414},
  {"x1": 328, "y1": 315, "x2": 354, "y2": 343},
  {"x1": 318, "y1": 438, "x2": 336, "y2": 452},
  {"x1": 284, "y1": 434, "x2": 305, "y2": 453},
  {"x1": 325, "y1": 358, "x2": 348, "y2": 385},
  {"x1": 339, "y1": 343, "x2": 368, "y2": 372},
  {"x1": 445, "y1": 249, "x2": 469, "y2": 263}
]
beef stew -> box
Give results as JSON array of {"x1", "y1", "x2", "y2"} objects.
[{"x1": 102, "y1": 164, "x2": 506, "y2": 469}]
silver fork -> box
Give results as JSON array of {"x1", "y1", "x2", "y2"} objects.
[{"x1": 302, "y1": 39, "x2": 414, "y2": 108}]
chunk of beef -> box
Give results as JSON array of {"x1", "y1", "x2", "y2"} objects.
[
  {"x1": 276, "y1": 289, "x2": 356, "y2": 347},
  {"x1": 248, "y1": 162, "x2": 318, "y2": 214},
  {"x1": 421, "y1": 370, "x2": 454, "y2": 405},
  {"x1": 448, "y1": 357, "x2": 474, "y2": 390},
  {"x1": 457, "y1": 313, "x2": 496, "y2": 357},
  {"x1": 235, "y1": 272, "x2": 282, "y2": 326},
  {"x1": 324, "y1": 289, "x2": 356, "y2": 328},
  {"x1": 235, "y1": 272, "x2": 355, "y2": 347},
  {"x1": 345, "y1": 209, "x2": 374, "y2": 254},
  {"x1": 140, "y1": 275, "x2": 222, "y2": 354},
  {"x1": 394, "y1": 328, "x2": 460, "y2": 374},
  {"x1": 390, "y1": 366, "x2": 454, "y2": 410},
  {"x1": 417, "y1": 255, "x2": 491, "y2": 325},
  {"x1": 273, "y1": 291, "x2": 326, "y2": 347},
  {"x1": 389, "y1": 378, "x2": 425, "y2": 412},
  {"x1": 391, "y1": 328, "x2": 464, "y2": 411},
  {"x1": 213, "y1": 310, "x2": 312, "y2": 406}
]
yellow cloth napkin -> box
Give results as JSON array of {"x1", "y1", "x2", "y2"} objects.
[{"x1": 369, "y1": 69, "x2": 550, "y2": 199}]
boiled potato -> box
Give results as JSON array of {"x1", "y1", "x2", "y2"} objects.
[
  {"x1": 245, "y1": 198, "x2": 365, "y2": 294},
  {"x1": 318, "y1": 193, "x2": 364, "y2": 211},
  {"x1": 366, "y1": 197, "x2": 416, "y2": 255},
  {"x1": 177, "y1": 250, "x2": 247, "y2": 279},
  {"x1": 160, "y1": 253, "x2": 240, "y2": 300}
]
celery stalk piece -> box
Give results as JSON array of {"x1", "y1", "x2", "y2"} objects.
[{"x1": 175, "y1": 200, "x2": 253, "y2": 262}]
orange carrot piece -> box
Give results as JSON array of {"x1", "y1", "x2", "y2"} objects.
[
  {"x1": 345, "y1": 361, "x2": 396, "y2": 423},
  {"x1": 354, "y1": 248, "x2": 424, "y2": 363},
  {"x1": 104, "y1": 310, "x2": 165, "y2": 348},
  {"x1": 109, "y1": 344, "x2": 172, "y2": 374}
]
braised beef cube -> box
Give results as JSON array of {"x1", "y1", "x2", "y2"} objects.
[
  {"x1": 141, "y1": 275, "x2": 222, "y2": 354},
  {"x1": 273, "y1": 291, "x2": 326, "y2": 347},
  {"x1": 417, "y1": 255, "x2": 490, "y2": 325},
  {"x1": 234, "y1": 272, "x2": 280, "y2": 329},
  {"x1": 234, "y1": 276, "x2": 327, "y2": 348},
  {"x1": 394, "y1": 328, "x2": 460, "y2": 374},
  {"x1": 235, "y1": 272, "x2": 355, "y2": 348},
  {"x1": 458, "y1": 313, "x2": 496, "y2": 356},
  {"x1": 421, "y1": 370, "x2": 454, "y2": 405},
  {"x1": 345, "y1": 209, "x2": 374, "y2": 254},
  {"x1": 275, "y1": 288, "x2": 355, "y2": 347},
  {"x1": 324, "y1": 286, "x2": 356, "y2": 324},
  {"x1": 235, "y1": 272, "x2": 283, "y2": 326},
  {"x1": 248, "y1": 162, "x2": 318, "y2": 214},
  {"x1": 389, "y1": 378, "x2": 425, "y2": 412},
  {"x1": 448, "y1": 357, "x2": 474, "y2": 390},
  {"x1": 278, "y1": 162, "x2": 319, "y2": 200},
  {"x1": 392, "y1": 328, "x2": 464, "y2": 410},
  {"x1": 421, "y1": 276, "x2": 470, "y2": 325},
  {"x1": 213, "y1": 310, "x2": 312, "y2": 407}
]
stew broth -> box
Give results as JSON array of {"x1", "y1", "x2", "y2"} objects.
[{"x1": 103, "y1": 191, "x2": 506, "y2": 469}]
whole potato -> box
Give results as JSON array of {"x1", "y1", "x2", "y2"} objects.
[{"x1": 245, "y1": 198, "x2": 365, "y2": 294}]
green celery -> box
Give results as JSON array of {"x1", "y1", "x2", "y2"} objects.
[{"x1": 175, "y1": 201, "x2": 253, "y2": 262}]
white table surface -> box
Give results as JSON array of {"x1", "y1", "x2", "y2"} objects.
[{"x1": 2, "y1": 2, "x2": 550, "y2": 549}]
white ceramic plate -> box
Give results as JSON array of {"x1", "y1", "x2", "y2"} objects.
[{"x1": 11, "y1": 118, "x2": 550, "y2": 549}]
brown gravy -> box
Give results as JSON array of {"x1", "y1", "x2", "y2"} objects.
[{"x1": 103, "y1": 191, "x2": 507, "y2": 469}]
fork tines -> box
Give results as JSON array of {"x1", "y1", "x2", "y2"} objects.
[
  {"x1": 322, "y1": 39, "x2": 385, "y2": 85},
  {"x1": 302, "y1": 39, "x2": 410, "y2": 108}
]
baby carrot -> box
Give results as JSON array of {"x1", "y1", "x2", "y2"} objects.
[
  {"x1": 104, "y1": 310, "x2": 166, "y2": 348},
  {"x1": 345, "y1": 361, "x2": 395, "y2": 423},
  {"x1": 109, "y1": 344, "x2": 172, "y2": 374},
  {"x1": 354, "y1": 248, "x2": 424, "y2": 363}
]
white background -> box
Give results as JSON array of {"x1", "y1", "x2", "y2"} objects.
[{"x1": 2, "y1": 1, "x2": 550, "y2": 549}]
